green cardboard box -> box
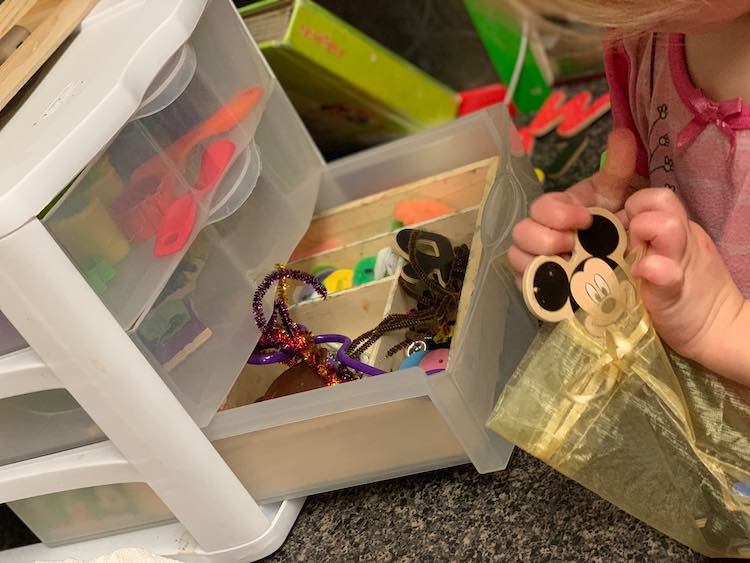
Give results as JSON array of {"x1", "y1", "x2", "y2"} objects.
[{"x1": 240, "y1": 0, "x2": 459, "y2": 157}]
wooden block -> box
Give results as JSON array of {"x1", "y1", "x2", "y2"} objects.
[{"x1": 163, "y1": 326, "x2": 212, "y2": 372}]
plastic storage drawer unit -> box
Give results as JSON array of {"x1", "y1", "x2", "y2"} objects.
[
  {"x1": 0, "y1": 0, "x2": 539, "y2": 558},
  {"x1": 0, "y1": 0, "x2": 280, "y2": 469},
  {"x1": 9, "y1": 104, "x2": 539, "y2": 546}
]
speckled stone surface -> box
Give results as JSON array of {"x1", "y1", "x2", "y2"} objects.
[
  {"x1": 260, "y1": 453, "x2": 706, "y2": 563},
  {"x1": 0, "y1": 80, "x2": 714, "y2": 561},
  {"x1": 0, "y1": 504, "x2": 36, "y2": 550}
]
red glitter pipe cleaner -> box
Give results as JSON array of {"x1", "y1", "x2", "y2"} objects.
[{"x1": 251, "y1": 265, "x2": 355, "y2": 386}]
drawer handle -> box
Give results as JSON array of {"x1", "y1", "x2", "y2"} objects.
[
  {"x1": 131, "y1": 44, "x2": 198, "y2": 121},
  {"x1": 480, "y1": 174, "x2": 505, "y2": 250},
  {"x1": 114, "y1": 87, "x2": 264, "y2": 246},
  {"x1": 205, "y1": 142, "x2": 261, "y2": 226},
  {"x1": 130, "y1": 87, "x2": 262, "y2": 190},
  {"x1": 480, "y1": 171, "x2": 522, "y2": 253}
]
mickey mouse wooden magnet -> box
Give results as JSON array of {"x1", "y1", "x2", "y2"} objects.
[{"x1": 522, "y1": 207, "x2": 635, "y2": 335}]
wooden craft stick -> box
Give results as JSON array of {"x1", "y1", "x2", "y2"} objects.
[
  {"x1": 18, "y1": 0, "x2": 60, "y2": 30},
  {"x1": 0, "y1": 0, "x2": 98, "y2": 112},
  {"x1": 0, "y1": 0, "x2": 37, "y2": 41}
]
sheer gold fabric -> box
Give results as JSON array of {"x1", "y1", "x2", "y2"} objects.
[{"x1": 488, "y1": 283, "x2": 750, "y2": 557}]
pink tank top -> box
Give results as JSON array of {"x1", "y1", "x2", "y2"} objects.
[{"x1": 605, "y1": 33, "x2": 750, "y2": 296}]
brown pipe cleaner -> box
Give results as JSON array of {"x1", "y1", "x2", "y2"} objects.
[{"x1": 348, "y1": 230, "x2": 469, "y2": 360}]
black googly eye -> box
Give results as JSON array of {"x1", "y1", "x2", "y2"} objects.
[
  {"x1": 578, "y1": 215, "x2": 620, "y2": 257},
  {"x1": 532, "y1": 262, "x2": 569, "y2": 312}
]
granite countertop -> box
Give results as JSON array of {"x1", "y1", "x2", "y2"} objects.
[
  {"x1": 0, "y1": 81, "x2": 711, "y2": 561},
  {"x1": 262, "y1": 455, "x2": 705, "y2": 562}
]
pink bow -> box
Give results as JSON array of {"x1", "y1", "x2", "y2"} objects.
[{"x1": 677, "y1": 95, "x2": 748, "y2": 158}]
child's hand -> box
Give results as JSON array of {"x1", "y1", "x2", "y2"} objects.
[
  {"x1": 626, "y1": 188, "x2": 749, "y2": 382},
  {"x1": 509, "y1": 129, "x2": 638, "y2": 286}
]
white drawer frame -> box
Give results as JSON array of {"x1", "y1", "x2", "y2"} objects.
[{"x1": 0, "y1": 0, "x2": 540, "y2": 557}]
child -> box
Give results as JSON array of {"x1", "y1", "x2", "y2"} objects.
[{"x1": 507, "y1": 1, "x2": 750, "y2": 385}]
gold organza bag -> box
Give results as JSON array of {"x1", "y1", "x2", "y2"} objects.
[{"x1": 488, "y1": 209, "x2": 750, "y2": 557}]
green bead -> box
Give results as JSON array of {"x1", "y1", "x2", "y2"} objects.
[{"x1": 353, "y1": 256, "x2": 376, "y2": 286}]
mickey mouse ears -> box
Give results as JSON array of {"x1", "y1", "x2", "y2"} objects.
[{"x1": 522, "y1": 207, "x2": 628, "y2": 323}]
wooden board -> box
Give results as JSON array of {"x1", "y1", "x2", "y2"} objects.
[
  {"x1": 447, "y1": 158, "x2": 499, "y2": 368},
  {"x1": 0, "y1": 0, "x2": 98, "y2": 113},
  {"x1": 291, "y1": 159, "x2": 495, "y2": 261}
]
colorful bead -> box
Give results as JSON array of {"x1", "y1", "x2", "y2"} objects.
[
  {"x1": 353, "y1": 256, "x2": 376, "y2": 286},
  {"x1": 374, "y1": 247, "x2": 403, "y2": 280},
  {"x1": 733, "y1": 482, "x2": 750, "y2": 497},
  {"x1": 323, "y1": 269, "x2": 353, "y2": 293},
  {"x1": 399, "y1": 350, "x2": 427, "y2": 370},
  {"x1": 312, "y1": 264, "x2": 337, "y2": 276},
  {"x1": 432, "y1": 322, "x2": 455, "y2": 346},
  {"x1": 419, "y1": 349, "x2": 449, "y2": 373}
]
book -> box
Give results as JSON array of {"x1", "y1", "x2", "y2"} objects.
[{"x1": 239, "y1": 0, "x2": 459, "y2": 158}]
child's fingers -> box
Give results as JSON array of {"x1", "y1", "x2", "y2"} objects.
[
  {"x1": 571, "y1": 129, "x2": 637, "y2": 211},
  {"x1": 508, "y1": 244, "x2": 535, "y2": 277},
  {"x1": 628, "y1": 210, "x2": 688, "y2": 262},
  {"x1": 631, "y1": 253, "x2": 684, "y2": 294},
  {"x1": 625, "y1": 187, "x2": 688, "y2": 224},
  {"x1": 615, "y1": 208, "x2": 630, "y2": 229},
  {"x1": 512, "y1": 218, "x2": 575, "y2": 257},
  {"x1": 529, "y1": 192, "x2": 592, "y2": 231}
]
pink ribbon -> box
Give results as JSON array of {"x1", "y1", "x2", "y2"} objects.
[{"x1": 677, "y1": 95, "x2": 748, "y2": 158}]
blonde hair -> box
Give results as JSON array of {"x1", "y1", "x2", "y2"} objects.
[{"x1": 506, "y1": 0, "x2": 705, "y2": 34}]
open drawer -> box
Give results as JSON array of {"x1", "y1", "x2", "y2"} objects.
[
  {"x1": 9, "y1": 107, "x2": 539, "y2": 545},
  {"x1": 212, "y1": 157, "x2": 535, "y2": 499}
]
